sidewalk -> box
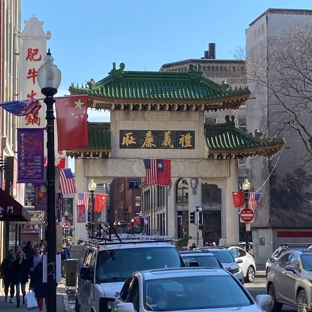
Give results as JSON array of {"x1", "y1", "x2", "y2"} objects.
[{"x1": 0, "y1": 280, "x2": 71, "y2": 312}]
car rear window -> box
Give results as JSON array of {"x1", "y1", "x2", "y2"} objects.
[
  {"x1": 96, "y1": 247, "x2": 183, "y2": 283},
  {"x1": 181, "y1": 255, "x2": 222, "y2": 268},
  {"x1": 209, "y1": 250, "x2": 234, "y2": 263}
]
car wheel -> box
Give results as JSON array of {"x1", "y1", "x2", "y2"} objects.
[
  {"x1": 297, "y1": 289, "x2": 309, "y2": 312},
  {"x1": 245, "y1": 265, "x2": 255, "y2": 283},
  {"x1": 268, "y1": 284, "x2": 283, "y2": 312},
  {"x1": 75, "y1": 297, "x2": 80, "y2": 312}
]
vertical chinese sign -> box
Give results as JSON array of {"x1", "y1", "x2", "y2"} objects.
[{"x1": 19, "y1": 16, "x2": 51, "y2": 210}]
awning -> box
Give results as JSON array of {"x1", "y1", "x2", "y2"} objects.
[{"x1": 0, "y1": 188, "x2": 31, "y2": 221}]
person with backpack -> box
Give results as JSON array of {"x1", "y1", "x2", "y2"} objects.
[{"x1": 0, "y1": 249, "x2": 15, "y2": 303}]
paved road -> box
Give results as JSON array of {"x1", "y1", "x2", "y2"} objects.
[{"x1": 247, "y1": 277, "x2": 296, "y2": 312}]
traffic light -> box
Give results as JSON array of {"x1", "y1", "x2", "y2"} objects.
[
  {"x1": 190, "y1": 211, "x2": 195, "y2": 224},
  {"x1": 199, "y1": 211, "x2": 203, "y2": 225}
]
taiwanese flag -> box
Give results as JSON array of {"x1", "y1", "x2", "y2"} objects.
[
  {"x1": 55, "y1": 95, "x2": 89, "y2": 151},
  {"x1": 232, "y1": 191, "x2": 244, "y2": 208},
  {"x1": 157, "y1": 159, "x2": 171, "y2": 186},
  {"x1": 94, "y1": 194, "x2": 108, "y2": 213}
]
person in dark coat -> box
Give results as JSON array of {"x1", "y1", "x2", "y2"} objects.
[
  {"x1": 29, "y1": 259, "x2": 47, "y2": 312},
  {"x1": 0, "y1": 249, "x2": 15, "y2": 302},
  {"x1": 12, "y1": 251, "x2": 30, "y2": 308},
  {"x1": 22, "y1": 241, "x2": 34, "y2": 261}
]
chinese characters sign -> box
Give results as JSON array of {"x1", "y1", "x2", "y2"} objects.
[
  {"x1": 17, "y1": 128, "x2": 44, "y2": 184},
  {"x1": 120, "y1": 130, "x2": 195, "y2": 149}
]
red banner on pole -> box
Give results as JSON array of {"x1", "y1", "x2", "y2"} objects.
[{"x1": 232, "y1": 191, "x2": 244, "y2": 208}]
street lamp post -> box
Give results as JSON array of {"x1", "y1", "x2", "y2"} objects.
[
  {"x1": 37, "y1": 50, "x2": 61, "y2": 312},
  {"x1": 242, "y1": 179, "x2": 251, "y2": 249},
  {"x1": 88, "y1": 179, "x2": 97, "y2": 237}
]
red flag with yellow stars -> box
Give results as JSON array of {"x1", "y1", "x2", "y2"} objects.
[
  {"x1": 55, "y1": 95, "x2": 89, "y2": 151},
  {"x1": 232, "y1": 191, "x2": 244, "y2": 208},
  {"x1": 94, "y1": 194, "x2": 108, "y2": 213}
]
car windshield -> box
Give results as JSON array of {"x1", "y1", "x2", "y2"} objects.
[
  {"x1": 209, "y1": 250, "x2": 234, "y2": 263},
  {"x1": 181, "y1": 255, "x2": 222, "y2": 268},
  {"x1": 301, "y1": 254, "x2": 312, "y2": 271},
  {"x1": 144, "y1": 275, "x2": 252, "y2": 310},
  {"x1": 96, "y1": 247, "x2": 182, "y2": 283}
]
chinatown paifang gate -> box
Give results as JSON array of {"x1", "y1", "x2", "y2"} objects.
[{"x1": 68, "y1": 63, "x2": 284, "y2": 246}]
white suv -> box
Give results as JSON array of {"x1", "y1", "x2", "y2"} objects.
[{"x1": 75, "y1": 234, "x2": 184, "y2": 312}]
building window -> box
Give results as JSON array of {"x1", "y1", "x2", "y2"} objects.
[
  {"x1": 157, "y1": 186, "x2": 165, "y2": 207},
  {"x1": 176, "y1": 179, "x2": 188, "y2": 203},
  {"x1": 135, "y1": 196, "x2": 140, "y2": 206},
  {"x1": 238, "y1": 118, "x2": 247, "y2": 133}
]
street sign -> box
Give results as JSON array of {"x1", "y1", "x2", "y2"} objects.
[
  {"x1": 64, "y1": 223, "x2": 70, "y2": 231},
  {"x1": 240, "y1": 208, "x2": 254, "y2": 223}
]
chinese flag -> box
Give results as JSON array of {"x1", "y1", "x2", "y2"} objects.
[
  {"x1": 232, "y1": 191, "x2": 244, "y2": 208},
  {"x1": 55, "y1": 95, "x2": 89, "y2": 151},
  {"x1": 94, "y1": 194, "x2": 108, "y2": 213},
  {"x1": 157, "y1": 159, "x2": 171, "y2": 186}
]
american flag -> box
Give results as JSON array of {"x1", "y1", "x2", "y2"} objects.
[
  {"x1": 60, "y1": 168, "x2": 77, "y2": 195},
  {"x1": 78, "y1": 192, "x2": 90, "y2": 210},
  {"x1": 249, "y1": 192, "x2": 261, "y2": 210},
  {"x1": 0, "y1": 99, "x2": 41, "y2": 118},
  {"x1": 143, "y1": 159, "x2": 158, "y2": 185}
]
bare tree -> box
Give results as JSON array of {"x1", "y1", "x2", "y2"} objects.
[{"x1": 235, "y1": 23, "x2": 312, "y2": 164}]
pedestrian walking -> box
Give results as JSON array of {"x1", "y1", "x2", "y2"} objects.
[
  {"x1": 22, "y1": 241, "x2": 34, "y2": 261},
  {"x1": 29, "y1": 259, "x2": 47, "y2": 312},
  {"x1": 28, "y1": 244, "x2": 43, "y2": 279},
  {"x1": 0, "y1": 249, "x2": 15, "y2": 303},
  {"x1": 12, "y1": 251, "x2": 30, "y2": 307}
]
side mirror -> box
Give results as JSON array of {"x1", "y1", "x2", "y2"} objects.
[
  {"x1": 117, "y1": 302, "x2": 135, "y2": 312},
  {"x1": 236, "y1": 259, "x2": 243, "y2": 264},
  {"x1": 80, "y1": 266, "x2": 93, "y2": 280},
  {"x1": 255, "y1": 294, "x2": 272, "y2": 309},
  {"x1": 285, "y1": 264, "x2": 296, "y2": 273}
]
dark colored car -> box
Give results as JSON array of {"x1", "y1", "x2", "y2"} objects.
[{"x1": 179, "y1": 250, "x2": 223, "y2": 268}]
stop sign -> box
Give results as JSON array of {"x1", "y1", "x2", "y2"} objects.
[
  {"x1": 240, "y1": 208, "x2": 254, "y2": 223},
  {"x1": 64, "y1": 223, "x2": 70, "y2": 230}
]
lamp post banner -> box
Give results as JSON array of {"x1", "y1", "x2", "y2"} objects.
[
  {"x1": 77, "y1": 204, "x2": 86, "y2": 223},
  {"x1": 17, "y1": 128, "x2": 44, "y2": 183}
]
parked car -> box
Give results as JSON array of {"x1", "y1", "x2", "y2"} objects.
[
  {"x1": 179, "y1": 250, "x2": 223, "y2": 268},
  {"x1": 75, "y1": 233, "x2": 184, "y2": 312},
  {"x1": 265, "y1": 243, "x2": 310, "y2": 276},
  {"x1": 228, "y1": 246, "x2": 257, "y2": 283},
  {"x1": 112, "y1": 267, "x2": 272, "y2": 312},
  {"x1": 201, "y1": 247, "x2": 244, "y2": 284},
  {"x1": 266, "y1": 249, "x2": 312, "y2": 312}
]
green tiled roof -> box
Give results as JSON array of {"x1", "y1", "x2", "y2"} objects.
[
  {"x1": 66, "y1": 122, "x2": 110, "y2": 158},
  {"x1": 69, "y1": 63, "x2": 250, "y2": 107},
  {"x1": 205, "y1": 116, "x2": 285, "y2": 159},
  {"x1": 66, "y1": 118, "x2": 284, "y2": 160}
]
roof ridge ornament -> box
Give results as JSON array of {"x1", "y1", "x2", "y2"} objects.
[
  {"x1": 109, "y1": 62, "x2": 125, "y2": 78},
  {"x1": 225, "y1": 115, "x2": 235, "y2": 128},
  {"x1": 188, "y1": 64, "x2": 203, "y2": 79}
]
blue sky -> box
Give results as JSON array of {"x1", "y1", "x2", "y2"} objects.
[{"x1": 22, "y1": 0, "x2": 312, "y2": 122}]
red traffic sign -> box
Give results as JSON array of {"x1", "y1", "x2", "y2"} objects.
[
  {"x1": 240, "y1": 208, "x2": 254, "y2": 223},
  {"x1": 64, "y1": 223, "x2": 70, "y2": 231}
]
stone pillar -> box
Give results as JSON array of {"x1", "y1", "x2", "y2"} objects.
[
  {"x1": 188, "y1": 178, "x2": 203, "y2": 248},
  {"x1": 224, "y1": 159, "x2": 239, "y2": 245},
  {"x1": 219, "y1": 188, "x2": 227, "y2": 246},
  {"x1": 167, "y1": 179, "x2": 178, "y2": 237}
]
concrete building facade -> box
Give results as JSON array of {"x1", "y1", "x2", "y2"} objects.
[{"x1": 246, "y1": 9, "x2": 312, "y2": 264}]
